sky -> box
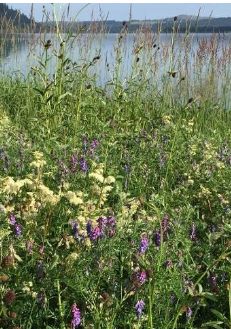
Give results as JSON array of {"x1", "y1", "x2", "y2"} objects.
[{"x1": 7, "y1": 3, "x2": 231, "y2": 22}]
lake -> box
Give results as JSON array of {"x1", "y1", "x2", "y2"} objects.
[{"x1": 1, "y1": 32, "x2": 231, "y2": 101}]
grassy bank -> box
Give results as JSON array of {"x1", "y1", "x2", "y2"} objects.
[{"x1": 1, "y1": 11, "x2": 231, "y2": 329}]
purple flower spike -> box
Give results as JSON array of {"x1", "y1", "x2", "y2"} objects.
[
  {"x1": 162, "y1": 214, "x2": 168, "y2": 233},
  {"x1": 135, "y1": 300, "x2": 145, "y2": 318},
  {"x1": 15, "y1": 224, "x2": 22, "y2": 237},
  {"x1": 153, "y1": 230, "x2": 161, "y2": 246},
  {"x1": 80, "y1": 157, "x2": 87, "y2": 172},
  {"x1": 86, "y1": 220, "x2": 92, "y2": 237},
  {"x1": 138, "y1": 270, "x2": 147, "y2": 284},
  {"x1": 71, "y1": 221, "x2": 79, "y2": 240},
  {"x1": 71, "y1": 303, "x2": 81, "y2": 328},
  {"x1": 9, "y1": 213, "x2": 16, "y2": 225},
  {"x1": 139, "y1": 235, "x2": 149, "y2": 254},
  {"x1": 90, "y1": 226, "x2": 101, "y2": 241}
]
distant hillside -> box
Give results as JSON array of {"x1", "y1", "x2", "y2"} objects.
[
  {"x1": 41, "y1": 15, "x2": 231, "y2": 34},
  {"x1": 0, "y1": 3, "x2": 32, "y2": 29}
]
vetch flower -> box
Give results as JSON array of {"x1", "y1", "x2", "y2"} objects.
[
  {"x1": 186, "y1": 307, "x2": 193, "y2": 319},
  {"x1": 139, "y1": 234, "x2": 149, "y2": 254},
  {"x1": 138, "y1": 270, "x2": 147, "y2": 284},
  {"x1": 135, "y1": 300, "x2": 145, "y2": 318},
  {"x1": 71, "y1": 221, "x2": 79, "y2": 240},
  {"x1": 153, "y1": 230, "x2": 161, "y2": 246},
  {"x1": 9, "y1": 213, "x2": 16, "y2": 225},
  {"x1": 71, "y1": 303, "x2": 81, "y2": 328},
  {"x1": 15, "y1": 224, "x2": 22, "y2": 237}
]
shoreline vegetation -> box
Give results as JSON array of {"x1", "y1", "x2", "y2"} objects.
[{"x1": 1, "y1": 3, "x2": 231, "y2": 329}]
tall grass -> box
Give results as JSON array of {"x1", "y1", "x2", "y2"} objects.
[{"x1": 1, "y1": 5, "x2": 231, "y2": 329}]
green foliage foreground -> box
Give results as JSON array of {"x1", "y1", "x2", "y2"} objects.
[{"x1": 1, "y1": 22, "x2": 231, "y2": 329}]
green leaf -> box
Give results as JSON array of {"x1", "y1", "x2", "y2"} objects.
[
  {"x1": 202, "y1": 321, "x2": 224, "y2": 329},
  {"x1": 202, "y1": 292, "x2": 218, "y2": 302},
  {"x1": 211, "y1": 309, "x2": 229, "y2": 326}
]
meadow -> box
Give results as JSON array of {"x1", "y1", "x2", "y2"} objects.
[{"x1": 1, "y1": 8, "x2": 231, "y2": 329}]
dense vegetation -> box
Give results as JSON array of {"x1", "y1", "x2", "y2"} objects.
[{"x1": 1, "y1": 7, "x2": 231, "y2": 329}]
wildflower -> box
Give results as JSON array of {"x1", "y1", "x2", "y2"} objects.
[
  {"x1": 139, "y1": 234, "x2": 149, "y2": 254},
  {"x1": 86, "y1": 220, "x2": 92, "y2": 237},
  {"x1": 39, "y1": 245, "x2": 44, "y2": 254},
  {"x1": 210, "y1": 274, "x2": 216, "y2": 286},
  {"x1": 153, "y1": 230, "x2": 161, "y2": 246},
  {"x1": 15, "y1": 224, "x2": 22, "y2": 237},
  {"x1": 162, "y1": 214, "x2": 168, "y2": 233},
  {"x1": 71, "y1": 221, "x2": 79, "y2": 240},
  {"x1": 89, "y1": 140, "x2": 100, "y2": 155},
  {"x1": 186, "y1": 307, "x2": 193, "y2": 319},
  {"x1": 80, "y1": 157, "x2": 87, "y2": 172},
  {"x1": 71, "y1": 303, "x2": 81, "y2": 328},
  {"x1": 190, "y1": 223, "x2": 196, "y2": 240},
  {"x1": 210, "y1": 224, "x2": 216, "y2": 233},
  {"x1": 135, "y1": 300, "x2": 145, "y2": 318},
  {"x1": 90, "y1": 226, "x2": 101, "y2": 241},
  {"x1": 97, "y1": 217, "x2": 107, "y2": 232},
  {"x1": 165, "y1": 259, "x2": 173, "y2": 267},
  {"x1": 138, "y1": 270, "x2": 147, "y2": 284},
  {"x1": 9, "y1": 212, "x2": 16, "y2": 225}
]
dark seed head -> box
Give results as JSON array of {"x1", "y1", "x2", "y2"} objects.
[
  {"x1": 1, "y1": 255, "x2": 14, "y2": 269},
  {"x1": 136, "y1": 57, "x2": 140, "y2": 63},
  {"x1": 174, "y1": 16, "x2": 178, "y2": 21},
  {"x1": 0, "y1": 274, "x2": 9, "y2": 282},
  {"x1": 3, "y1": 290, "x2": 16, "y2": 304},
  {"x1": 188, "y1": 97, "x2": 194, "y2": 104}
]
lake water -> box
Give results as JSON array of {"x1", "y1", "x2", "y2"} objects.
[{"x1": 1, "y1": 32, "x2": 231, "y2": 92}]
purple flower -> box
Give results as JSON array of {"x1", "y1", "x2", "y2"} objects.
[
  {"x1": 90, "y1": 226, "x2": 101, "y2": 241},
  {"x1": 9, "y1": 213, "x2": 16, "y2": 225},
  {"x1": 15, "y1": 224, "x2": 22, "y2": 237},
  {"x1": 90, "y1": 140, "x2": 100, "y2": 150},
  {"x1": 186, "y1": 307, "x2": 193, "y2": 319},
  {"x1": 80, "y1": 157, "x2": 87, "y2": 172},
  {"x1": 210, "y1": 224, "x2": 216, "y2": 233},
  {"x1": 135, "y1": 300, "x2": 145, "y2": 318},
  {"x1": 71, "y1": 303, "x2": 81, "y2": 328},
  {"x1": 162, "y1": 214, "x2": 168, "y2": 233},
  {"x1": 86, "y1": 220, "x2": 92, "y2": 237},
  {"x1": 39, "y1": 245, "x2": 45, "y2": 254},
  {"x1": 190, "y1": 223, "x2": 196, "y2": 240},
  {"x1": 165, "y1": 259, "x2": 173, "y2": 267},
  {"x1": 138, "y1": 270, "x2": 147, "y2": 284},
  {"x1": 107, "y1": 216, "x2": 116, "y2": 228},
  {"x1": 153, "y1": 230, "x2": 161, "y2": 246},
  {"x1": 139, "y1": 235, "x2": 149, "y2": 254},
  {"x1": 71, "y1": 221, "x2": 79, "y2": 240},
  {"x1": 97, "y1": 217, "x2": 107, "y2": 232},
  {"x1": 210, "y1": 274, "x2": 216, "y2": 286},
  {"x1": 37, "y1": 292, "x2": 46, "y2": 308}
]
